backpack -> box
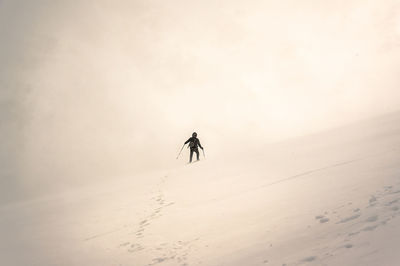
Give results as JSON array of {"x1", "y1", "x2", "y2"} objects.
[{"x1": 189, "y1": 139, "x2": 195, "y2": 148}]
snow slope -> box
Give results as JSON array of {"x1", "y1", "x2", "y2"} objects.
[{"x1": 1, "y1": 112, "x2": 400, "y2": 266}]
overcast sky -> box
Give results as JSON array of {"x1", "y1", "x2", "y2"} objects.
[{"x1": 1, "y1": 0, "x2": 400, "y2": 202}]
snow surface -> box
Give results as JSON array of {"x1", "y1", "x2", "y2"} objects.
[{"x1": 1, "y1": 112, "x2": 400, "y2": 266}]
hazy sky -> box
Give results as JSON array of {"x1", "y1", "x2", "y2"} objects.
[{"x1": 1, "y1": 0, "x2": 400, "y2": 202}]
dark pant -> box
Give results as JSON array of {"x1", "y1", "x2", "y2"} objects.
[{"x1": 190, "y1": 148, "x2": 199, "y2": 163}]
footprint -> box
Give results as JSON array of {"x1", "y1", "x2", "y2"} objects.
[
  {"x1": 348, "y1": 231, "x2": 360, "y2": 237},
  {"x1": 152, "y1": 257, "x2": 168, "y2": 263},
  {"x1": 337, "y1": 214, "x2": 361, "y2": 224},
  {"x1": 366, "y1": 215, "x2": 379, "y2": 223},
  {"x1": 300, "y1": 256, "x2": 317, "y2": 262},
  {"x1": 362, "y1": 225, "x2": 378, "y2": 232},
  {"x1": 320, "y1": 218, "x2": 330, "y2": 223},
  {"x1": 385, "y1": 199, "x2": 399, "y2": 206},
  {"x1": 369, "y1": 196, "x2": 377, "y2": 204},
  {"x1": 126, "y1": 242, "x2": 144, "y2": 251}
]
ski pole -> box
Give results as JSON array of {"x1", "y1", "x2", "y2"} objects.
[
  {"x1": 176, "y1": 144, "x2": 185, "y2": 159},
  {"x1": 202, "y1": 148, "x2": 206, "y2": 159}
]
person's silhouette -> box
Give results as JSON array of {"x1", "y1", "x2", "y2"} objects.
[{"x1": 184, "y1": 132, "x2": 204, "y2": 163}]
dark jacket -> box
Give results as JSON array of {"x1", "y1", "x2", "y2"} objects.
[{"x1": 185, "y1": 137, "x2": 203, "y2": 149}]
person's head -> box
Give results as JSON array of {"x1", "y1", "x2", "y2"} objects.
[{"x1": 192, "y1": 132, "x2": 197, "y2": 137}]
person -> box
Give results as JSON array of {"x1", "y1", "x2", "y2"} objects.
[{"x1": 184, "y1": 132, "x2": 204, "y2": 163}]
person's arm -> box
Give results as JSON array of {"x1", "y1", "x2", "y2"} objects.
[
  {"x1": 184, "y1": 138, "x2": 192, "y2": 144},
  {"x1": 198, "y1": 139, "x2": 203, "y2": 149}
]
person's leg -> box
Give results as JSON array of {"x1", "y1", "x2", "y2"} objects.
[
  {"x1": 195, "y1": 149, "x2": 199, "y2": 161},
  {"x1": 190, "y1": 149, "x2": 193, "y2": 163}
]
